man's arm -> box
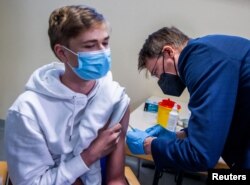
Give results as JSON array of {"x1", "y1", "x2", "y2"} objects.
[
  {"x1": 150, "y1": 43, "x2": 239, "y2": 171},
  {"x1": 106, "y1": 107, "x2": 130, "y2": 185}
]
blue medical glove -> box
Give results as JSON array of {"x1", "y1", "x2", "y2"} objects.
[
  {"x1": 145, "y1": 124, "x2": 176, "y2": 140},
  {"x1": 126, "y1": 129, "x2": 150, "y2": 155}
]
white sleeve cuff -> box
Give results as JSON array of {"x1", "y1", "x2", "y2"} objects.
[{"x1": 62, "y1": 155, "x2": 90, "y2": 182}]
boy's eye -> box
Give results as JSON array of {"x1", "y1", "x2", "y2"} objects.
[
  {"x1": 84, "y1": 45, "x2": 95, "y2": 49},
  {"x1": 103, "y1": 42, "x2": 109, "y2": 46}
]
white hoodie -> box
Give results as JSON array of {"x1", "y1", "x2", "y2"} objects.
[{"x1": 4, "y1": 62, "x2": 130, "y2": 185}]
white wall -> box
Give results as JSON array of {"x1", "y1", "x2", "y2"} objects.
[{"x1": 0, "y1": 0, "x2": 250, "y2": 119}]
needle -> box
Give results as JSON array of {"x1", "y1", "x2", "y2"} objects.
[{"x1": 128, "y1": 124, "x2": 135, "y2": 131}]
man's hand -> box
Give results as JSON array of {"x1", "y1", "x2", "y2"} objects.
[
  {"x1": 81, "y1": 123, "x2": 122, "y2": 167},
  {"x1": 126, "y1": 129, "x2": 149, "y2": 155},
  {"x1": 145, "y1": 124, "x2": 176, "y2": 140}
]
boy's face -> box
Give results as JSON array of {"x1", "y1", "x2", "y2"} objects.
[
  {"x1": 66, "y1": 23, "x2": 110, "y2": 68},
  {"x1": 69, "y1": 23, "x2": 110, "y2": 52}
]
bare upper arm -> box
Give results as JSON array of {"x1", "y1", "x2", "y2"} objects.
[{"x1": 106, "y1": 106, "x2": 130, "y2": 184}]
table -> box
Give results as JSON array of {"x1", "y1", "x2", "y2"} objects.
[
  {"x1": 126, "y1": 96, "x2": 229, "y2": 185},
  {"x1": 128, "y1": 96, "x2": 190, "y2": 132},
  {"x1": 126, "y1": 95, "x2": 190, "y2": 160},
  {"x1": 126, "y1": 96, "x2": 191, "y2": 184}
]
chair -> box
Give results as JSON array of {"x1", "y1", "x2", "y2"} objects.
[
  {"x1": 0, "y1": 161, "x2": 8, "y2": 185},
  {"x1": 125, "y1": 166, "x2": 140, "y2": 185}
]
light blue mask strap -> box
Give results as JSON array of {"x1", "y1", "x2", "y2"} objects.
[
  {"x1": 61, "y1": 46, "x2": 78, "y2": 69},
  {"x1": 62, "y1": 46, "x2": 78, "y2": 56}
]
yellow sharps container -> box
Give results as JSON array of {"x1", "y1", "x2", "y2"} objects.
[{"x1": 157, "y1": 99, "x2": 181, "y2": 128}]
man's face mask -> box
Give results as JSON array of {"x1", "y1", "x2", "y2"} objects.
[
  {"x1": 158, "y1": 73, "x2": 186, "y2": 96},
  {"x1": 157, "y1": 54, "x2": 186, "y2": 97},
  {"x1": 63, "y1": 46, "x2": 111, "y2": 80}
]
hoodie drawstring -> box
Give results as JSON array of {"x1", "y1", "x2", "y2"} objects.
[{"x1": 69, "y1": 96, "x2": 76, "y2": 141}]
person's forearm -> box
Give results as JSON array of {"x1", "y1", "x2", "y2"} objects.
[{"x1": 81, "y1": 147, "x2": 99, "y2": 167}]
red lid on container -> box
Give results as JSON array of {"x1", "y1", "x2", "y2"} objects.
[{"x1": 158, "y1": 98, "x2": 181, "y2": 110}]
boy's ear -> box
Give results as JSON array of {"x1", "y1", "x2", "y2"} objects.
[{"x1": 54, "y1": 44, "x2": 67, "y2": 62}]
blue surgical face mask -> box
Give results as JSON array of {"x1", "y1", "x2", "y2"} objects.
[{"x1": 63, "y1": 46, "x2": 111, "y2": 80}]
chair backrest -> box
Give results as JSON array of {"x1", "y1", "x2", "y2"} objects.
[
  {"x1": 0, "y1": 161, "x2": 8, "y2": 185},
  {"x1": 125, "y1": 166, "x2": 140, "y2": 185}
]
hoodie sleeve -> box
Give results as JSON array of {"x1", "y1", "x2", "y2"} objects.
[
  {"x1": 4, "y1": 111, "x2": 90, "y2": 185},
  {"x1": 104, "y1": 72, "x2": 131, "y2": 126},
  {"x1": 109, "y1": 90, "x2": 130, "y2": 125}
]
